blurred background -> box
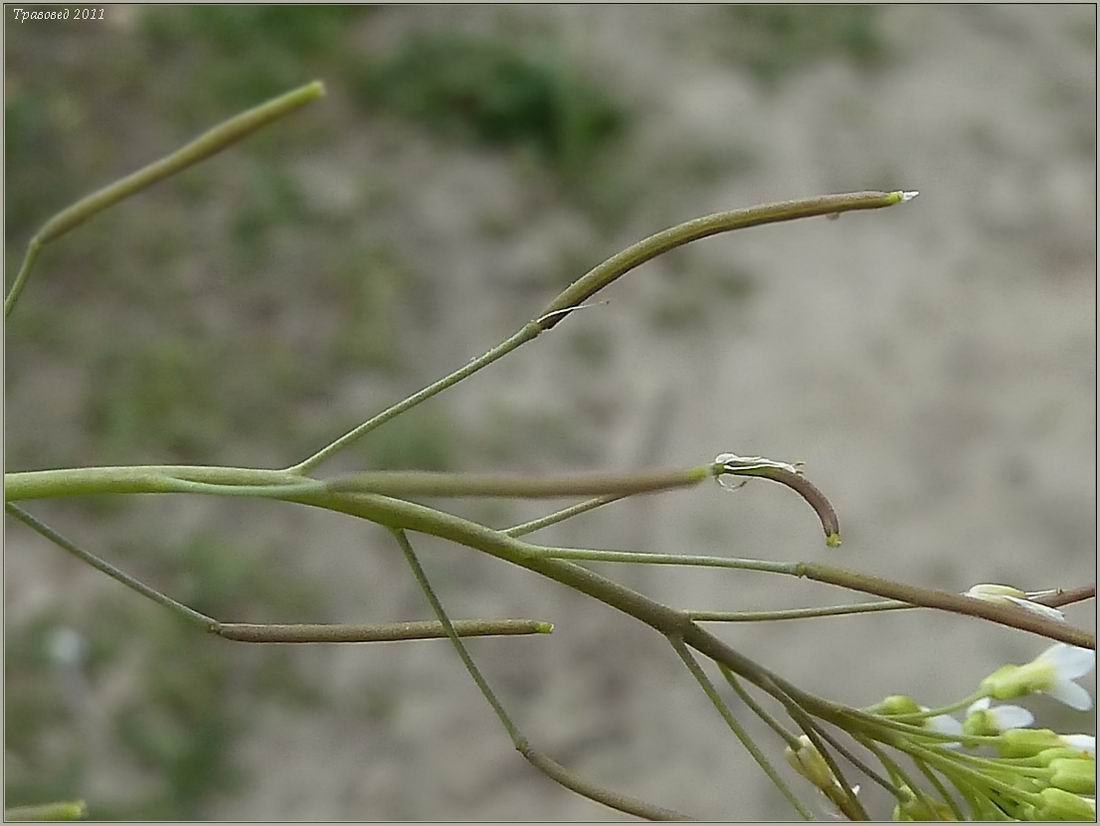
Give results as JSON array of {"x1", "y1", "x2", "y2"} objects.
[{"x1": 4, "y1": 5, "x2": 1095, "y2": 820}]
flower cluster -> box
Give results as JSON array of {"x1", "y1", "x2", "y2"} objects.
[{"x1": 862, "y1": 643, "x2": 1096, "y2": 821}]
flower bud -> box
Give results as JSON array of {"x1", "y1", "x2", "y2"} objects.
[
  {"x1": 868, "y1": 695, "x2": 922, "y2": 716},
  {"x1": 784, "y1": 735, "x2": 836, "y2": 790},
  {"x1": 1049, "y1": 758, "x2": 1096, "y2": 795},
  {"x1": 892, "y1": 787, "x2": 957, "y2": 821},
  {"x1": 996, "y1": 728, "x2": 1063, "y2": 758},
  {"x1": 1033, "y1": 787, "x2": 1096, "y2": 820}
]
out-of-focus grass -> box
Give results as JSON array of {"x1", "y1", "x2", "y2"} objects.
[
  {"x1": 720, "y1": 5, "x2": 888, "y2": 85},
  {"x1": 138, "y1": 6, "x2": 372, "y2": 114},
  {"x1": 351, "y1": 34, "x2": 627, "y2": 179}
]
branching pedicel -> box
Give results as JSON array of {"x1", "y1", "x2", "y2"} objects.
[{"x1": 4, "y1": 82, "x2": 1095, "y2": 822}]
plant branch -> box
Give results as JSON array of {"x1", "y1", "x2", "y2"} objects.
[
  {"x1": 288, "y1": 191, "x2": 910, "y2": 473},
  {"x1": 5, "y1": 802, "x2": 87, "y2": 821},
  {"x1": 6, "y1": 503, "x2": 215, "y2": 630},
  {"x1": 669, "y1": 637, "x2": 813, "y2": 820},
  {"x1": 390, "y1": 528, "x2": 692, "y2": 821},
  {"x1": 6, "y1": 504, "x2": 553, "y2": 644},
  {"x1": 214, "y1": 620, "x2": 553, "y2": 643},
  {"x1": 504, "y1": 493, "x2": 629, "y2": 537},
  {"x1": 797, "y1": 563, "x2": 1094, "y2": 649},
  {"x1": 8, "y1": 469, "x2": 1090, "y2": 647},
  {"x1": 4, "y1": 82, "x2": 324, "y2": 318},
  {"x1": 1034, "y1": 584, "x2": 1096, "y2": 608},
  {"x1": 690, "y1": 599, "x2": 912, "y2": 622}
]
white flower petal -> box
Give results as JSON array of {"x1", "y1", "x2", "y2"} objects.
[
  {"x1": 1037, "y1": 644, "x2": 1096, "y2": 679},
  {"x1": 925, "y1": 714, "x2": 964, "y2": 735},
  {"x1": 967, "y1": 583, "x2": 1025, "y2": 600},
  {"x1": 988, "y1": 704, "x2": 1034, "y2": 731},
  {"x1": 1061, "y1": 734, "x2": 1096, "y2": 756},
  {"x1": 1045, "y1": 679, "x2": 1094, "y2": 711},
  {"x1": 968, "y1": 697, "x2": 992, "y2": 713},
  {"x1": 1002, "y1": 595, "x2": 1066, "y2": 623}
]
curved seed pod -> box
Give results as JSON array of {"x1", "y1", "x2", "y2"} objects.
[{"x1": 714, "y1": 454, "x2": 841, "y2": 546}]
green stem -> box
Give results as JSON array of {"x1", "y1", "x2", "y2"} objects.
[
  {"x1": 7, "y1": 467, "x2": 1092, "y2": 648},
  {"x1": 855, "y1": 736, "x2": 941, "y2": 813},
  {"x1": 5, "y1": 82, "x2": 324, "y2": 318},
  {"x1": 803, "y1": 721, "x2": 906, "y2": 801},
  {"x1": 6, "y1": 503, "x2": 554, "y2": 644},
  {"x1": 718, "y1": 664, "x2": 801, "y2": 749},
  {"x1": 911, "y1": 755, "x2": 966, "y2": 821},
  {"x1": 504, "y1": 493, "x2": 629, "y2": 537},
  {"x1": 5, "y1": 503, "x2": 215, "y2": 630},
  {"x1": 537, "y1": 191, "x2": 909, "y2": 326},
  {"x1": 885, "y1": 690, "x2": 986, "y2": 721},
  {"x1": 290, "y1": 326, "x2": 539, "y2": 474},
  {"x1": 668, "y1": 638, "x2": 813, "y2": 821},
  {"x1": 901, "y1": 743, "x2": 1041, "y2": 807},
  {"x1": 798, "y1": 562, "x2": 1094, "y2": 649},
  {"x1": 326, "y1": 466, "x2": 712, "y2": 498},
  {"x1": 5, "y1": 802, "x2": 87, "y2": 821},
  {"x1": 215, "y1": 620, "x2": 554, "y2": 643},
  {"x1": 289, "y1": 191, "x2": 910, "y2": 473},
  {"x1": 690, "y1": 600, "x2": 912, "y2": 622},
  {"x1": 4, "y1": 240, "x2": 41, "y2": 319},
  {"x1": 777, "y1": 701, "x2": 870, "y2": 820},
  {"x1": 390, "y1": 528, "x2": 692, "y2": 821},
  {"x1": 539, "y1": 546, "x2": 799, "y2": 575}
]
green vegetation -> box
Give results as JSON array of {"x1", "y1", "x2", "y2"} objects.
[
  {"x1": 352, "y1": 35, "x2": 626, "y2": 177},
  {"x1": 722, "y1": 5, "x2": 888, "y2": 85}
]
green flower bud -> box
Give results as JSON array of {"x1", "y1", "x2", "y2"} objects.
[
  {"x1": 1034, "y1": 787, "x2": 1096, "y2": 820},
  {"x1": 997, "y1": 728, "x2": 1062, "y2": 758},
  {"x1": 784, "y1": 735, "x2": 836, "y2": 790},
  {"x1": 963, "y1": 708, "x2": 998, "y2": 736},
  {"x1": 1036, "y1": 747, "x2": 1092, "y2": 766},
  {"x1": 869, "y1": 695, "x2": 922, "y2": 716},
  {"x1": 1049, "y1": 758, "x2": 1096, "y2": 795},
  {"x1": 894, "y1": 789, "x2": 956, "y2": 821},
  {"x1": 980, "y1": 644, "x2": 1095, "y2": 711}
]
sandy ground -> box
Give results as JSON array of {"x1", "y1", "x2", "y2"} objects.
[{"x1": 5, "y1": 5, "x2": 1095, "y2": 820}]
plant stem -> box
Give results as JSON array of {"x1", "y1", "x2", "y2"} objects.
[
  {"x1": 5, "y1": 503, "x2": 216, "y2": 630},
  {"x1": 5, "y1": 801, "x2": 87, "y2": 821},
  {"x1": 7, "y1": 467, "x2": 1092, "y2": 647},
  {"x1": 504, "y1": 493, "x2": 629, "y2": 537},
  {"x1": 669, "y1": 637, "x2": 813, "y2": 821},
  {"x1": 6, "y1": 504, "x2": 554, "y2": 644},
  {"x1": 390, "y1": 528, "x2": 692, "y2": 821},
  {"x1": 718, "y1": 665, "x2": 801, "y2": 749},
  {"x1": 4, "y1": 82, "x2": 324, "y2": 318},
  {"x1": 215, "y1": 620, "x2": 553, "y2": 643},
  {"x1": 885, "y1": 691, "x2": 986, "y2": 721},
  {"x1": 798, "y1": 562, "x2": 1094, "y2": 649},
  {"x1": 911, "y1": 755, "x2": 967, "y2": 821},
  {"x1": 289, "y1": 191, "x2": 910, "y2": 473},
  {"x1": 326, "y1": 467, "x2": 712, "y2": 498},
  {"x1": 536, "y1": 191, "x2": 909, "y2": 326},
  {"x1": 538, "y1": 546, "x2": 799, "y2": 575},
  {"x1": 856, "y1": 736, "x2": 938, "y2": 809},
  {"x1": 690, "y1": 600, "x2": 912, "y2": 622}
]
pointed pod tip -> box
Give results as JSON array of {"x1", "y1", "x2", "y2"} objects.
[
  {"x1": 826, "y1": 532, "x2": 843, "y2": 549},
  {"x1": 537, "y1": 622, "x2": 555, "y2": 634}
]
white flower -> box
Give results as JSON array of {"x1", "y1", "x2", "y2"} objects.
[
  {"x1": 1061, "y1": 734, "x2": 1096, "y2": 757},
  {"x1": 964, "y1": 584, "x2": 1066, "y2": 623},
  {"x1": 965, "y1": 697, "x2": 1035, "y2": 733},
  {"x1": 924, "y1": 711, "x2": 964, "y2": 736},
  {"x1": 981, "y1": 643, "x2": 1096, "y2": 711}
]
